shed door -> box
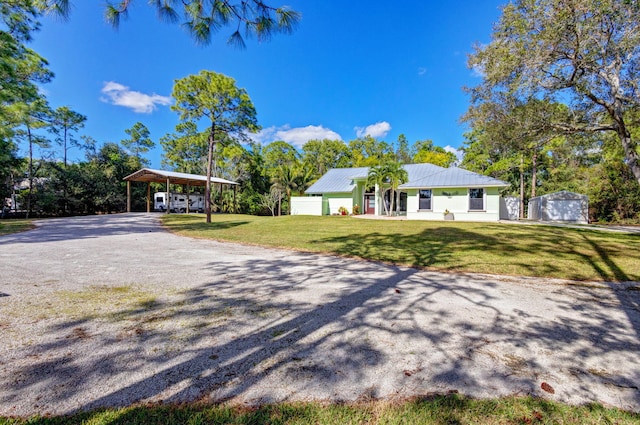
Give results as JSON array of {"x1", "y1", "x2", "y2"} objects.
[{"x1": 546, "y1": 200, "x2": 583, "y2": 221}]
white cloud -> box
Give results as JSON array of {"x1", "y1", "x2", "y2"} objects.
[
  {"x1": 354, "y1": 121, "x2": 391, "y2": 138},
  {"x1": 417, "y1": 67, "x2": 427, "y2": 76},
  {"x1": 252, "y1": 124, "x2": 342, "y2": 147},
  {"x1": 444, "y1": 145, "x2": 464, "y2": 165},
  {"x1": 100, "y1": 81, "x2": 172, "y2": 113}
]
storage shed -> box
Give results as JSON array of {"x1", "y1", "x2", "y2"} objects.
[{"x1": 527, "y1": 191, "x2": 588, "y2": 224}]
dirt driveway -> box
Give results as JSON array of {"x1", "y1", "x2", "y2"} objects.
[{"x1": 0, "y1": 213, "x2": 639, "y2": 415}]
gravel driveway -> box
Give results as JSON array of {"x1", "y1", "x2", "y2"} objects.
[{"x1": 0, "y1": 213, "x2": 639, "y2": 416}]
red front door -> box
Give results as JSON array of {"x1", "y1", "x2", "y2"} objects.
[{"x1": 364, "y1": 194, "x2": 375, "y2": 214}]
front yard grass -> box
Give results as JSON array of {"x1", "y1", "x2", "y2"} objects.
[
  {"x1": 162, "y1": 214, "x2": 640, "y2": 282},
  {"x1": 0, "y1": 219, "x2": 33, "y2": 236},
  {"x1": 2, "y1": 395, "x2": 638, "y2": 424}
]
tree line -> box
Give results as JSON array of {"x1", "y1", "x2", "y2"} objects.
[
  {"x1": 1, "y1": 1, "x2": 455, "y2": 219},
  {"x1": 3, "y1": 0, "x2": 639, "y2": 222},
  {"x1": 462, "y1": 0, "x2": 640, "y2": 223}
]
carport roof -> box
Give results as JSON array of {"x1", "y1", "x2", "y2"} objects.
[{"x1": 123, "y1": 168, "x2": 238, "y2": 186}]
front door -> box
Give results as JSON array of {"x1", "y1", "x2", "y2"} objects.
[{"x1": 364, "y1": 194, "x2": 375, "y2": 214}]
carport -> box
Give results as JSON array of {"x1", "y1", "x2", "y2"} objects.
[{"x1": 123, "y1": 168, "x2": 239, "y2": 213}]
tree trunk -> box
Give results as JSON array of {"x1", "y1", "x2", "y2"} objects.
[
  {"x1": 389, "y1": 188, "x2": 395, "y2": 216},
  {"x1": 531, "y1": 150, "x2": 537, "y2": 198},
  {"x1": 278, "y1": 189, "x2": 281, "y2": 216},
  {"x1": 205, "y1": 123, "x2": 215, "y2": 223},
  {"x1": 63, "y1": 126, "x2": 68, "y2": 215},
  {"x1": 27, "y1": 126, "x2": 33, "y2": 219},
  {"x1": 519, "y1": 155, "x2": 525, "y2": 219},
  {"x1": 380, "y1": 187, "x2": 389, "y2": 216},
  {"x1": 618, "y1": 129, "x2": 640, "y2": 185}
]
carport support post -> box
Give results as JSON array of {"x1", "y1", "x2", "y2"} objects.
[
  {"x1": 233, "y1": 185, "x2": 237, "y2": 214},
  {"x1": 186, "y1": 183, "x2": 190, "y2": 214},
  {"x1": 126, "y1": 181, "x2": 131, "y2": 213},
  {"x1": 146, "y1": 182, "x2": 151, "y2": 213},
  {"x1": 166, "y1": 177, "x2": 170, "y2": 214}
]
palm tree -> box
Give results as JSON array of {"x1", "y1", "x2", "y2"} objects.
[
  {"x1": 385, "y1": 161, "x2": 408, "y2": 216},
  {"x1": 272, "y1": 164, "x2": 301, "y2": 215},
  {"x1": 366, "y1": 165, "x2": 390, "y2": 216}
]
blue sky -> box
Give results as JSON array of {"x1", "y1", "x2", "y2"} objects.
[{"x1": 30, "y1": 1, "x2": 504, "y2": 168}]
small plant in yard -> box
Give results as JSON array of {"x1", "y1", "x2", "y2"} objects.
[
  {"x1": 338, "y1": 206, "x2": 349, "y2": 215},
  {"x1": 352, "y1": 204, "x2": 360, "y2": 215}
]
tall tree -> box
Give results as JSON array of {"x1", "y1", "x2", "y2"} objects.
[
  {"x1": 349, "y1": 136, "x2": 394, "y2": 167},
  {"x1": 302, "y1": 139, "x2": 351, "y2": 178},
  {"x1": 121, "y1": 121, "x2": 154, "y2": 165},
  {"x1": 171, "y1": 70, "x2": 258, "y2": 223},
  {"x1": 412, "y1": 139, "x2": 456, "y2": 167},
  {"x1": 467, "y1": 0, "x2": 640, "y2": 184},
  {"x1": 9, "y1": 97, "x2": 51, "y2": 218},
  {"x1": 47, "y1": 106, "x2": 86, "y2": 214},
  {"x1": 160, "y1": 121, "x2": 209, "y2": 174},
  {"x1": 395, "y1": 134, "x2": 413, "y2": 164},
  {"x1": 263, "y1": 140, "x2": 300, "y2": 171},
  {"x1": 49, "y1": 106, "x2": 86, "y2": 168},
  {"x1": 103, "y1": 0, "x2": 300, "y2": 47}
]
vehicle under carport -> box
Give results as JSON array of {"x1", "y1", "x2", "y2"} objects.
[{"x1": 123, "y1": 168, "x2": 238, "y2": 213}]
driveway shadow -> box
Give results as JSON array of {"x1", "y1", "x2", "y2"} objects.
[
  {"x1": 1, "y1": 215, "x2": 639, "y2": 415},
  {"x1": 1, "y1": 252, "x2": 639, "y2": 414}
]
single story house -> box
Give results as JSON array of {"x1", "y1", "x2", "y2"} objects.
[
  {"x1": 291, "y1": 163, "x2": 510, "y2": 221},
  {"x1": 527, "y1": 190, "x2": 589, "y2": 224}
]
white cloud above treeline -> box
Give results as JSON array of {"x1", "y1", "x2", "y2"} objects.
[
  {"x1": 444, "y1": 145, "x2": 464, "y2": 164},
  {"x1": 253, "y1": 125, "x2": 342, "y2": 148},
  {"x1": 100, "y1": 81, "x2": 172, "y2": 113},
  {"x1": 354, "y1": 121, "x2": 391, "y2": 138}
]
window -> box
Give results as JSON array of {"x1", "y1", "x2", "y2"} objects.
[
  {"x1": 419, "y1": 189, "x2": 432, "y2": 210},
  {"x1": 155, "y1": 197, "x2": 163, "y2": 203},
  {"x1": 469, "y1": 188, "x2": 484, "y2": 211}
]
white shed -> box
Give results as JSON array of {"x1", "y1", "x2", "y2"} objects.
[
  {"x1": 499, "y1": 196, "x2": 520, "y2": 220},
  {"x1": 527, "y1": 191, "x2": 589, "y2": 224}
]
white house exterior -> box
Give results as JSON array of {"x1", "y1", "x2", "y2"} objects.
[{"x1": 294, "y1": 164, "x2": 510, "y2": 221}]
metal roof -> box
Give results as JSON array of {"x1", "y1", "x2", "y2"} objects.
[
  {"x1": 529, "y1": 190, "x2": 588, "y2": 201},
  {"x1": 399, "y1": 166, "x2": 509, "y2": 189},
  {"x1": 305, "y1": 167, "x2": 369, "y2": 193},
  {"x1": 305, "y1": 164, "x2": 508, "y2": 194},
  {"x1": 123, "y1": 168, "x2": 239, "y2": 186}
]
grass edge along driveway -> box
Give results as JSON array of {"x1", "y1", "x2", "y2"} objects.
[
  {"x1": 1, "y1": 395, "x2": 639, "y2": 425},
  {"x1": 162, "y1": 214, "x2": 640, "y2": 283},
  {"x1": 0, "y1": 219, "x2": 33, "y2": 236}
]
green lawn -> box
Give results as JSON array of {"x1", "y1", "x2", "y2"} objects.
[
  {"x1": 162, "y1": 214, "x2": 640, "y2": 282},
  {"x1": 0, "y1": 219, "x2": 33, "y2": 236},
  {"x1": 2, "y1": 395, "x2": 638, "y2": 424}
]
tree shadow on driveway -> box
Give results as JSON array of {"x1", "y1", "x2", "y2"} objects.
[
  {"x1": 1, "y1": 214, "x2": 639, "y2": 415},
  {"x1": 1, "y1": 252, "x2": 639, "y2": 415}
]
